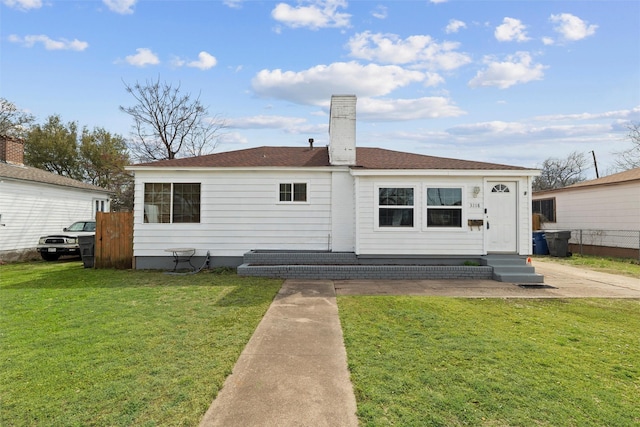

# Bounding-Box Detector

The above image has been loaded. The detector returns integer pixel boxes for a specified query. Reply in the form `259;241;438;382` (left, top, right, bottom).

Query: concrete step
481;256;528;267
492;266;536;274
238;264;494;280
493;272;545;283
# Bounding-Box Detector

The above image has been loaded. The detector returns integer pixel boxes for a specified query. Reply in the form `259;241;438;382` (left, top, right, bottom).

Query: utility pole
591;150;599;178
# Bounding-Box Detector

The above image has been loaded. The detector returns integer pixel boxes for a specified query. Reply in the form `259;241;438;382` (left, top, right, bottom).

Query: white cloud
347;31;471;71
271;0;350;30
468;52;546;89
445;19;466;34
448;121;613;144
187;51;217;70
103;0;136;14
534;106;640;122
448;121;527;135
251;61;426;105
228;115;326;137
358;97;466;121
550;13;597;42
371;5;387;20
2;0;42;10
542;37;554;46
423;72;445;87
218;132;249;145
229;115;308;129
495;17;530;42
171;57;186;68
8;34;88;51
124;48;160;67
223;0;243;9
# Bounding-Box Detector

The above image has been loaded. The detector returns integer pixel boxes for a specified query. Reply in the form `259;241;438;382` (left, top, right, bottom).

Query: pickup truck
36;220;96;261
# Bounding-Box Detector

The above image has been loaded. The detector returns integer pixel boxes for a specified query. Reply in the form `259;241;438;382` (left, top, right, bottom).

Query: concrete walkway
200;260;640;426
199;280;358;427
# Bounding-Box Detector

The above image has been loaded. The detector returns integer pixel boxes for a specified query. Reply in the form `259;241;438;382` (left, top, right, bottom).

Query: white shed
128;95;540;270
0;137;111;261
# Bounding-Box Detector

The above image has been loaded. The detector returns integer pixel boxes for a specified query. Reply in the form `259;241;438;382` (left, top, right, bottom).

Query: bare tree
120;77;225;162
0;98;34;138
613;122;640;171
533;151;588;191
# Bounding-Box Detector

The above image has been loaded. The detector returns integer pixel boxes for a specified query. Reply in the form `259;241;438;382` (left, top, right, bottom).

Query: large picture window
378;187;414;227
426;187;462;227
280;183;307;202
532;198;556;222
144;183;201;223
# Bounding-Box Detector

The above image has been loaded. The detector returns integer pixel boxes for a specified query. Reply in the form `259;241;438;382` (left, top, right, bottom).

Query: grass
339;297;640;427
0;261;282;426
533;254;640;279
4;257;639;426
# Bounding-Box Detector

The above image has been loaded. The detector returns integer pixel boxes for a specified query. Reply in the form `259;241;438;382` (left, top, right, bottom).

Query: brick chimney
0;136;24;165
328;94;356;166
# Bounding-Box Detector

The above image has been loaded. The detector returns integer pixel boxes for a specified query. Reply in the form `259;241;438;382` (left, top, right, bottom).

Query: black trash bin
78;235;95;268
532;231;549;255
545;230;571;257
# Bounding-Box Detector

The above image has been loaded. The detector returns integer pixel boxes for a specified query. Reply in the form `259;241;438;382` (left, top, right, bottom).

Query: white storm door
486;182;517;253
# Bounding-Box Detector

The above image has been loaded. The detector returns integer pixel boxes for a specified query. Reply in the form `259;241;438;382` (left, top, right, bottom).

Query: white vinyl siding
356;177;482;255
132;170;332;257
536;182;640;232
355;175;534;256
330;170;355;251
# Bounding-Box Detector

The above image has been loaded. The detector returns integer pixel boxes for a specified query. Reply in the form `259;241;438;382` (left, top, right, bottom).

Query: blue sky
1;0;639;177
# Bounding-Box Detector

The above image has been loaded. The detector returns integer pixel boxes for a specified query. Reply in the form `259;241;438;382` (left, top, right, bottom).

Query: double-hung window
378;187;414;227
426;187;462;228
280;183;307;202
144;183;201;223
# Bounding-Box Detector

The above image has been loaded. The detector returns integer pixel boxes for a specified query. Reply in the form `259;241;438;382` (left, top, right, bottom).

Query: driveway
334;259;640;298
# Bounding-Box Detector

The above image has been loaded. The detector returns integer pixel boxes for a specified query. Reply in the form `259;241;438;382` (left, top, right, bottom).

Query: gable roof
0;162;110;193
534;167;640;196
130;146;531;171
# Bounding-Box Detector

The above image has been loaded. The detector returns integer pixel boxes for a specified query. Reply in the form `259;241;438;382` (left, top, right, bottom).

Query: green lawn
339;297;640;427
4;259;640;426
0;261;282;426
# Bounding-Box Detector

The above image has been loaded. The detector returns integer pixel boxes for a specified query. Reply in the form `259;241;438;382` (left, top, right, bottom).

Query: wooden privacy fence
95;211;133;269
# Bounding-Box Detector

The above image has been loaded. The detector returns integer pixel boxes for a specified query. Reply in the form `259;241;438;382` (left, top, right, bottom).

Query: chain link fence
567;229;640;261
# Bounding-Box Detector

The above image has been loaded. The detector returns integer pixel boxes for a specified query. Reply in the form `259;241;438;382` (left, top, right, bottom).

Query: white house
0;136;111;262
128;95;540;275
533;168;640;259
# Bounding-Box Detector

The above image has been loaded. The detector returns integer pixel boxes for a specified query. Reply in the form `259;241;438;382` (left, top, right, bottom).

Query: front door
486;182;517;253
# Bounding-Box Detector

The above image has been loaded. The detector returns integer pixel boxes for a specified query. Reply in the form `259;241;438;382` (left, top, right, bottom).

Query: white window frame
374;184;418;231
423;185;466;231
277;181;310;204
143;182;201;224
93;198;108;217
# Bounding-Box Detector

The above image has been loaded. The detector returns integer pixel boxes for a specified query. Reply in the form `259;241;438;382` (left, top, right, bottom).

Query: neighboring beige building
533;168;640;258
